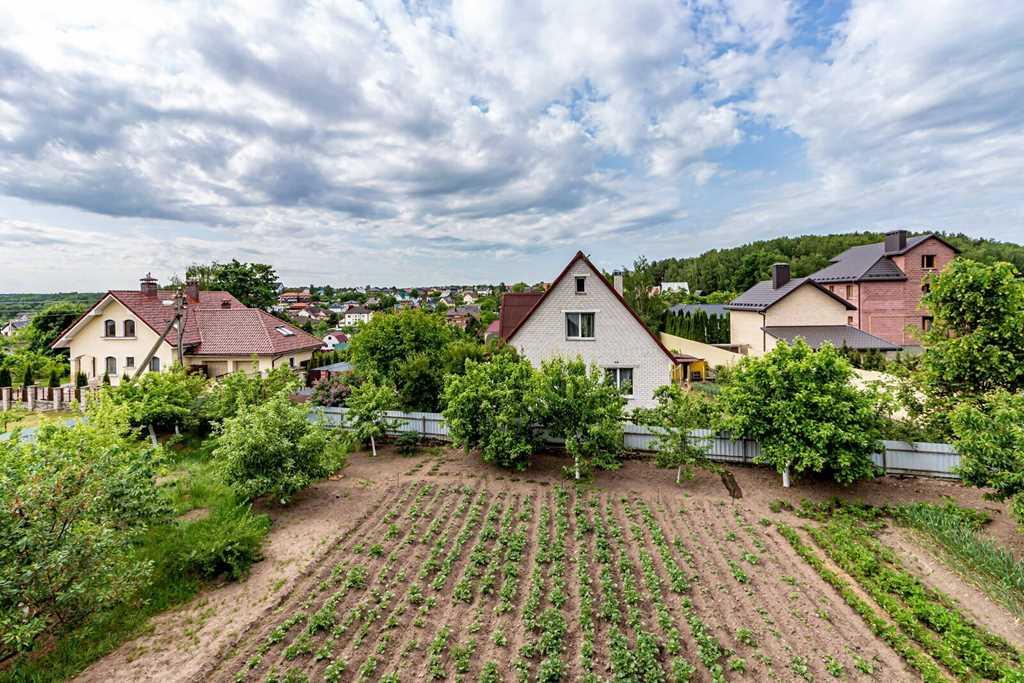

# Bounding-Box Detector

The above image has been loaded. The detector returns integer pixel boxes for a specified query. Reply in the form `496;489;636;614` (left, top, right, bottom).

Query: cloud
0;0;1020;290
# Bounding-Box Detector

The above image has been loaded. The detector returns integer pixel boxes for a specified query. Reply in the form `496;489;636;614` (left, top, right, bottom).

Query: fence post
26;386;35;411
422;414;427;437
53;387;62;411
1;387;8;411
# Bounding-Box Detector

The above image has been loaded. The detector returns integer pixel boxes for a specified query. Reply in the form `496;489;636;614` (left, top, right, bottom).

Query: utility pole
134;289;186;380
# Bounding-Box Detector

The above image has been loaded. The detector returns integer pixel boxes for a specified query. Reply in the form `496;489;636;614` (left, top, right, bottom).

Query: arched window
149;357;160;372
104;319;116;337
124;319;136;336
105;356;117;375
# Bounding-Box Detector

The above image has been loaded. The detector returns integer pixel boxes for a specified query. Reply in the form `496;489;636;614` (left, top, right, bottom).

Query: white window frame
605;366;634;397
564;311;596;340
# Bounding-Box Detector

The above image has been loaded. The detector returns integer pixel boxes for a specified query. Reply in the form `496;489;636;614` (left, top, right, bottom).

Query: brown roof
52;288;321;356
763;325;901;351
500;251;680;364
498;292;543;339
726;277;857;312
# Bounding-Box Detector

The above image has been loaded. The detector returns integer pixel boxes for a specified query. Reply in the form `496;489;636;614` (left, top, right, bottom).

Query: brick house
498;251;681;407
809;230;958;347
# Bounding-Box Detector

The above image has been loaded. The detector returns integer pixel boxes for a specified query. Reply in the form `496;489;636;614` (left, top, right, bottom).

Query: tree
199;365;299;424
309;375;353;407
109;365;207;444
919;259;1024;398
215;393;347;504
716;340;884;486
185;260;280;310
442;354;540;471
633;385;714;484
345;381;399;457
48;368;60;387
0;366;10;387
24;301;85;353
0;406;27;431
950;390;1024;529
623;256;667;332
396;352;444;412
532;357;626;480
21;365;32;387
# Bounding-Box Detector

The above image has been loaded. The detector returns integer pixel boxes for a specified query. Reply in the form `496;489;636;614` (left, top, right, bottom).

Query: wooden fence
315;407;960;480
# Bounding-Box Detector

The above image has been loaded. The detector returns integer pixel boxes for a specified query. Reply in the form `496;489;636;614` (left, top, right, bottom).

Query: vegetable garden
204;478;974;682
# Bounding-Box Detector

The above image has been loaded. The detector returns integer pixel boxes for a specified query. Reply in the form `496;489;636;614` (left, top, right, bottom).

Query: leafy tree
21;365;32;387
309;375;353;408
345;380;399;457
0;406;27;431
199;365;299;424
623;256;667;332
532;357;626;480
951;390;1024;529
442;354;540;471
24;301;85;353
215;393;347;504
633;385;714;484
716;340;884;486
109;365;207;443
919;259;1024;398
185;260;280;310
0;406;168;655
396;352;444;412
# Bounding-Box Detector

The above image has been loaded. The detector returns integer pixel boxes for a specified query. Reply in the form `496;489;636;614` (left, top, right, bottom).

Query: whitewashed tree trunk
148;424;158;447
676;465;682;484
370;434;377;457
174;423;180;435
574;454;580;480
782;463;791;488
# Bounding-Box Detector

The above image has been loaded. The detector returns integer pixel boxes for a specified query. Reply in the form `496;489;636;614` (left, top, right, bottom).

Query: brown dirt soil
75;445;1023;682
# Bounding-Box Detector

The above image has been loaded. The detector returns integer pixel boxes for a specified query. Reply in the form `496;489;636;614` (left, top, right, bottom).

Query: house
297;304;330;321
659;332;745;381
321;330;349;351
341;305;374;327
1;313;31;337
809;230;958;346
462;292;477;304
650;281;690;296
484;319;500;342
499;251;682;407
52;275;322;384
727;264;899;356
445;305;481;330
279;288;312;305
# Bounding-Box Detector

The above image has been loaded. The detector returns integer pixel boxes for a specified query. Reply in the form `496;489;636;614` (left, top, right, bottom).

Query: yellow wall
729;284;850;356
660;332;745;369
729;310;766;354
67;297;174;385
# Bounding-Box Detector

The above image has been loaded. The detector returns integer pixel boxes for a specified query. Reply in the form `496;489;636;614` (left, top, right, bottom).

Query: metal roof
762;325;901;351
809;234;950;283
726;277;856;312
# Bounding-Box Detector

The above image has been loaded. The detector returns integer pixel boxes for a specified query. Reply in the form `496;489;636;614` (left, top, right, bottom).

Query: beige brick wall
509;259;674;408
730;283;850;356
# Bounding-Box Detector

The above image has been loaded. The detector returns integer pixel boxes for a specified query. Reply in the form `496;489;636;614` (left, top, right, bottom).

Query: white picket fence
314;407;961;480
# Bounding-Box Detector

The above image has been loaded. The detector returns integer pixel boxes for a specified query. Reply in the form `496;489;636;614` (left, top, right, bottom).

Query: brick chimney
184;279;200;302
884;229;908;254
771;263;790;289
612;271;624;295
140;273;158;297
220;299;232;309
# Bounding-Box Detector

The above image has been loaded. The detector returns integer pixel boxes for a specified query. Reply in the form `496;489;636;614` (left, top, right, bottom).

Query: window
921;254;936;269
845;285;853;298
103;319;116;337
921;282;930;294
605;367;634;396
289;357;295;368
123;319;135;336
275;325;295;336
565;312;595;339
922;316;934;331
829;285;835;292
575;276;586;294
150;357;160;372
104;356;117;375
125;356;135;368
847;316;854;325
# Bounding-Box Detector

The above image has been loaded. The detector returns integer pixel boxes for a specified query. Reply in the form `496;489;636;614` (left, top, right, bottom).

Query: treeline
663;309;730;344
643;231;1024;296
0;292;99;320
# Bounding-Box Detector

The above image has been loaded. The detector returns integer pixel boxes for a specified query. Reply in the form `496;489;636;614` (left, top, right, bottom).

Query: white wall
509;259;674;407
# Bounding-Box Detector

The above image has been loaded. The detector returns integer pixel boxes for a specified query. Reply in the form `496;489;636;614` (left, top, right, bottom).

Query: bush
200;365;299;424
169;504;271;580
0;410;168;655
108;365;207;439
309;374;353;407
215;394;348;504
396;430;420;456
442;354;540;471
716;339;885;486
0;366;10;387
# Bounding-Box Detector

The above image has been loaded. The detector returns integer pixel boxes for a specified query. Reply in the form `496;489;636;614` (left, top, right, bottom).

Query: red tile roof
107;289;243;347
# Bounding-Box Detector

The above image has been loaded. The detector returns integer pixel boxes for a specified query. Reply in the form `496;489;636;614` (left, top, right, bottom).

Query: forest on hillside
0;292;100;320
644;231;1024;296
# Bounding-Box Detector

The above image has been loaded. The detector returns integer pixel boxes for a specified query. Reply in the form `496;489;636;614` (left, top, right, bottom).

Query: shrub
716;339;884;486
108;365;207;441
215;394;349;504
0;366;10;387
345;380;399;457
48;368;61;387
396;430;420;456
200;365;300;425
0;411;168;655
442;354;540;470
169;504;271;580
21;365;33;387
533;357;625;480
309;374;352;408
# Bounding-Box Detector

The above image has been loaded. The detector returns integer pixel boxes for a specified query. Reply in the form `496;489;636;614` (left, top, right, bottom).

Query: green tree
633;385;714;484
345;380;399;457
532;357;626;480
215;393;347;504
0;406;27;431
109;365;207;443
0;366;11;387
24;301;85;352
920;259;1024;398
48;368;60;387
623;256;667;332
441;354;540;471
716;340;884;486
185;260;280;310
395;352;444;412
21;365;32;387
200;365;300;424
951;390;1024;529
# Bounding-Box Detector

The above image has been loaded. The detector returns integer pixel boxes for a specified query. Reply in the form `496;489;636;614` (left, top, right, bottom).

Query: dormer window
575;276;586;294
104;319;116;337
123;320;135;337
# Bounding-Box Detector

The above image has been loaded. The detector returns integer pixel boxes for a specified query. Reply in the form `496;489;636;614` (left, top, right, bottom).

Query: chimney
184;279;200;302
884;229;908;254
771;263;791;289
612;271;624;295
140;273;158;297
221;299;232;309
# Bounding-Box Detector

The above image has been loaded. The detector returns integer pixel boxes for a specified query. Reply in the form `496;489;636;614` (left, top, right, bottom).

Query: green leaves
345;380;399;455
716;339;884;485
633;384;713;483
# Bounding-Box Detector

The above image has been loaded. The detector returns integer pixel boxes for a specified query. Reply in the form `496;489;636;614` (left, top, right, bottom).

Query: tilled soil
76;446;1022;682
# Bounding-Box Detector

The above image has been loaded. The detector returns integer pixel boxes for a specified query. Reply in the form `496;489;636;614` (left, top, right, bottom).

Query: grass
0;434;270;683
893;500;1024;620
3;409;77;432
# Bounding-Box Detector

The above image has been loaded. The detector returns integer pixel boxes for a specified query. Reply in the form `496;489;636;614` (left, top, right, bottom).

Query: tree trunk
174;423;180;435
370;434;377;457
575;454;580;481
676;465;682;484
782;463;791;488
148;424;158;447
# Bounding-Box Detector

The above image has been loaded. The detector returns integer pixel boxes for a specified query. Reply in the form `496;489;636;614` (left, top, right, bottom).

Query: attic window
275;326;296;337
575;276;586;294
921;254;936;269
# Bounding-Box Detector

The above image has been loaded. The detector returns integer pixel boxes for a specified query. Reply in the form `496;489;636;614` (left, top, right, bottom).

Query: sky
1;0;1022;291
